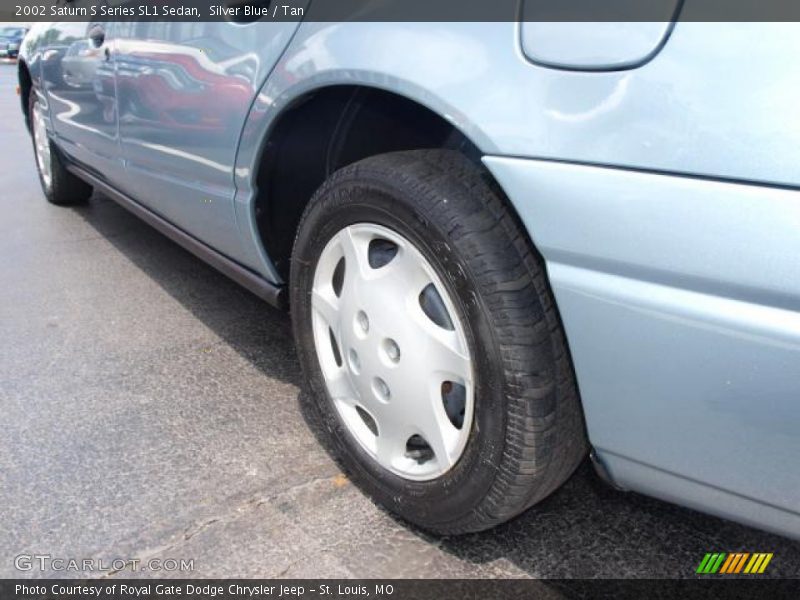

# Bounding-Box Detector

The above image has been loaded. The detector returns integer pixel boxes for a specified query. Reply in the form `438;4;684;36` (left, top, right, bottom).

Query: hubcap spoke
326;369;357;404
419;409;459;470
425;328;472;383
374;416;408;465
311;288;339;330
338;227;371;282
390;248;433;296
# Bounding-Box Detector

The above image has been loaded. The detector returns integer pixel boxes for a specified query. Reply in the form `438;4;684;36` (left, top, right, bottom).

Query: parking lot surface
1;65;799;579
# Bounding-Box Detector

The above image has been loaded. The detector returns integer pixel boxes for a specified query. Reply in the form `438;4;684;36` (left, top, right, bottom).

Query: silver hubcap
32;100;52;189
312;223;474;481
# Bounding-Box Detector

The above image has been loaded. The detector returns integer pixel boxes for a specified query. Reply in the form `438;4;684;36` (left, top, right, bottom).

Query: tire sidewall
291;175;508;527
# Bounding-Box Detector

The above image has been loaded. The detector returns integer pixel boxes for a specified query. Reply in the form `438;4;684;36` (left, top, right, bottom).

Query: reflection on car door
114;19;303;265
39;12;121;185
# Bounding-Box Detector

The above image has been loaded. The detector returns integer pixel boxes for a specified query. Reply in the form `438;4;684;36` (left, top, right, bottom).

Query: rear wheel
291;150;587;534
29;90;92;206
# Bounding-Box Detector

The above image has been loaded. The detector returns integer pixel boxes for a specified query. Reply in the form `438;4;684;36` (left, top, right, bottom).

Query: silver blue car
18;14;800;538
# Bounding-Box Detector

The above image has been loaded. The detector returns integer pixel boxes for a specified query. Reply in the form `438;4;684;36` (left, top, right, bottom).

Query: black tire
290;149;587;534
28;90;92;206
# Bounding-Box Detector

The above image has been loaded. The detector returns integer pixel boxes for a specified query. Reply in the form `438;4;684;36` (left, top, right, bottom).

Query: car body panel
317;21;799;184
22;17;305;266
32;20;123;187
599;451;800;539
113;20;304;263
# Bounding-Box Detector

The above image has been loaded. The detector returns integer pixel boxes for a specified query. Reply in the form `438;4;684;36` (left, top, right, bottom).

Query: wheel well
18;60;32;132
254;86;482;280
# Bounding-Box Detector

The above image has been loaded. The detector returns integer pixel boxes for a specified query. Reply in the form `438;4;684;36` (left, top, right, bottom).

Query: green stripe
705;553;720;573
696;554;713;574
697;553;727;574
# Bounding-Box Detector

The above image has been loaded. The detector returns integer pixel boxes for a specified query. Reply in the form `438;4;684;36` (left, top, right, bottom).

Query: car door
113;18;304;264
39;8;122;186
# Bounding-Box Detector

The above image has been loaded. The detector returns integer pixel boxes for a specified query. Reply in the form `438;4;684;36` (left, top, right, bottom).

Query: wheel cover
311;223;475;481
32;101;52;189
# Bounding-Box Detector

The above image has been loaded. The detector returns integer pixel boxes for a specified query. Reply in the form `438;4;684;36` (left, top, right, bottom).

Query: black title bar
6;0;800;23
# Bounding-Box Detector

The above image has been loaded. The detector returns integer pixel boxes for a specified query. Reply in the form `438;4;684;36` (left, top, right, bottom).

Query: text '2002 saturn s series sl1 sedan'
17;11;800;538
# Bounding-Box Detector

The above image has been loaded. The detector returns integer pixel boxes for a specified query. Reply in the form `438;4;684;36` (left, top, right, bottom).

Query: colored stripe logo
696;552;773;574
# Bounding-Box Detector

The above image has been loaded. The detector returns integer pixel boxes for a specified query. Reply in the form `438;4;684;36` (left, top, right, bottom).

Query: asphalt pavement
1;65;799;580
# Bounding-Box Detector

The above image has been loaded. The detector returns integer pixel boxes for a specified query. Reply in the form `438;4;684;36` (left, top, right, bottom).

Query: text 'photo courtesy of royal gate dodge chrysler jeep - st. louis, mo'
16;11;800;539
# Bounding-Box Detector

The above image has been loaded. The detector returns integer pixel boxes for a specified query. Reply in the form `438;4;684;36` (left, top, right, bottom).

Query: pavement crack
182;517;221;542
104;474;341;578
271;559;302;579
243;475;336;512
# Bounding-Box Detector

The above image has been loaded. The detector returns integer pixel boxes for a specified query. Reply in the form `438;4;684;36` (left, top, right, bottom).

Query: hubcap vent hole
332;257;345;297
368;238;399;269
405;435;434;463
442;381;466;429
356;406;378;436
419;283;454;330
328;328;342;367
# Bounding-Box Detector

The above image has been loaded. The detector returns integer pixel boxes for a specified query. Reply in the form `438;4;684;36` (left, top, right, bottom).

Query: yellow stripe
719;554;736;574
758;553;774;574
743;554;759;573
733;553;749;574
749;554;767;574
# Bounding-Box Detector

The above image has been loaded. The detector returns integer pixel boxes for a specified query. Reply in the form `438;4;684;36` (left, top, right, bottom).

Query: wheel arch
18;59;33;133
243;83;509;282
